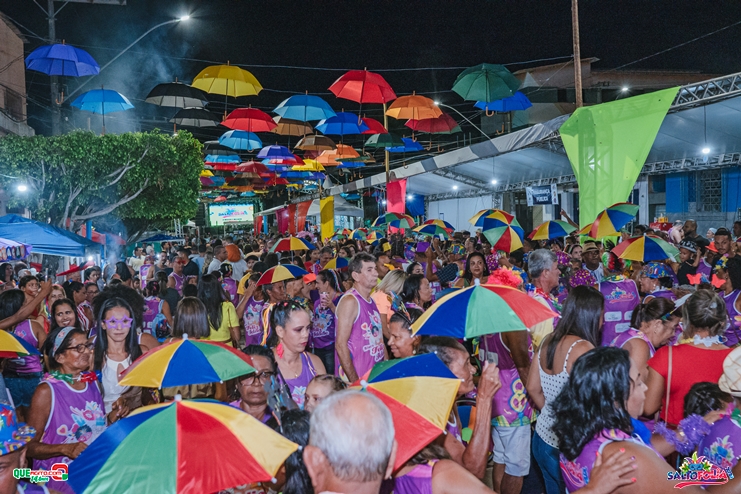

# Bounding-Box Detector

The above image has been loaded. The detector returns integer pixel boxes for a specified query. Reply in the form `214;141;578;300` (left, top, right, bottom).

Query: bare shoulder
307;352;326;374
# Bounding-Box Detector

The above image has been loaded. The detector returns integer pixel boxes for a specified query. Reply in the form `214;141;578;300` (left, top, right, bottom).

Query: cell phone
478;348;498;366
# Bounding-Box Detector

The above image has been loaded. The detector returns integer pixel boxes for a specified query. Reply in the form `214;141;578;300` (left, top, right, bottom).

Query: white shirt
207;258;222;274
584;263;605;283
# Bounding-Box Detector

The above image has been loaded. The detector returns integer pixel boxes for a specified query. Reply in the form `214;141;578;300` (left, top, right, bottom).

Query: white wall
426;196;495;231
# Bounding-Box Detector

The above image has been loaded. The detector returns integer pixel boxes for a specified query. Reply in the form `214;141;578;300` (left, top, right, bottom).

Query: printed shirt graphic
699;411;741;475
336;289;384;379
243;297;265;346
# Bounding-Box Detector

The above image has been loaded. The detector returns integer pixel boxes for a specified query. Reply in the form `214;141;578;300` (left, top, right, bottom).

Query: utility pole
572;0;584;108
47;0;60;135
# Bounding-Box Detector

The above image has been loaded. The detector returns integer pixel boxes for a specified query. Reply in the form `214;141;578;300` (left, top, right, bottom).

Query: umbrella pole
383;102;390;187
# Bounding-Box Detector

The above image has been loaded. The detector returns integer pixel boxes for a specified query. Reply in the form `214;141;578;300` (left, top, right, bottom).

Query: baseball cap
303;273;316;284
678;240;697;253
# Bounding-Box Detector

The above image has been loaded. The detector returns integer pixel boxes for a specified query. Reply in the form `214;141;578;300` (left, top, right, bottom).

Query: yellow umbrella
199;169;214;177
191;63;262;97
293;159;325;172
385;92;443;120
0;331;33;358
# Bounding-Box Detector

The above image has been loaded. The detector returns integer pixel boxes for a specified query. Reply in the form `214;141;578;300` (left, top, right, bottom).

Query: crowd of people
2;217;741;493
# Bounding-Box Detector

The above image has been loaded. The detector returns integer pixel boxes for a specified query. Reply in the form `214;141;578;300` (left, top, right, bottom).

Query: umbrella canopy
205;154;241;163
413;224;450;239
361;117;388;134
257;145;294;160
119;336;256;388
406;113;461;134
269;237;316;253
529;220;577;240
256;265;308;286
364;133;404;148
588;202;640;239
611;235;680;262
203;141;237;156
386;93;442;120
218;130;262;151
0;238;31;261
293;159;325;172
469;209;513;227
145;82;208;108
350;229;367;240
483;226;523;253
366;231;385;244
373;213;416;229
357;354;460;470
0;331;37;359
68;399;297;494
191;64;262;97
274;94;336;121
387;137;424;153
329;69;397;104
316;144;360;166
423;219;455;230
169;108;219;127
474;92;532;112
271;116;313;136
452;63;520;102
25;43;99;77
324;257;350;270
412;284;557;339
70;89;133;115
295;135;336;151
479;211;524;238
223;108;277;133
236;161;273;178
316;112;370;135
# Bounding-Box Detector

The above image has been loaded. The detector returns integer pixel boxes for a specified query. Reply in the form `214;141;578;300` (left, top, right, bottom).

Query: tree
0;130;202;233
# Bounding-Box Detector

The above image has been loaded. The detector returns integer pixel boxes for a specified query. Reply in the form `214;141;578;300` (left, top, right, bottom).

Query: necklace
679;334;724;347
49;370;98;384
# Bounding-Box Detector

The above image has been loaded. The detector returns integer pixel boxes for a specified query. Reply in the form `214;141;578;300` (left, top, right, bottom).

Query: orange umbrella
385;92;442;121
316;144;360;166
271;116;313;136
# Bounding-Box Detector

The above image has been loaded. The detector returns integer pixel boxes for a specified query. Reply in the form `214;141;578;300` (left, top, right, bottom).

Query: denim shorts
4;372;43;408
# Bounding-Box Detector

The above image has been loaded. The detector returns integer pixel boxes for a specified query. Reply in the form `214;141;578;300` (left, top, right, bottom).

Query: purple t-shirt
723;289;741;347
243;297;265;347
335;288;385;380
5;320;42;374
599;277;640;346
311;296;340;349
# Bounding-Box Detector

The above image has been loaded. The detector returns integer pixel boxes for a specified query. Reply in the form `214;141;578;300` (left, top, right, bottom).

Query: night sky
5;0;741;141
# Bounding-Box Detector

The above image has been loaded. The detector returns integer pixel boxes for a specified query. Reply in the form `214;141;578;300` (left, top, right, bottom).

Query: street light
491;179;498;185
17;184;28;192
434;101;491;140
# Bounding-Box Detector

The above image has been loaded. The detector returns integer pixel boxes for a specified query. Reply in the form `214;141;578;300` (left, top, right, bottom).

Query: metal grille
697;170;722;212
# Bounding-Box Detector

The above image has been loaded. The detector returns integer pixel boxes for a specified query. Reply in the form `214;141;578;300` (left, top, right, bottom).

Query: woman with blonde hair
372;269;406;339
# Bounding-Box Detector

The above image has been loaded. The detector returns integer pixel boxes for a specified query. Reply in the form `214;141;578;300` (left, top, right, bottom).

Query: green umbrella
452;64;521;103
365;133;405;148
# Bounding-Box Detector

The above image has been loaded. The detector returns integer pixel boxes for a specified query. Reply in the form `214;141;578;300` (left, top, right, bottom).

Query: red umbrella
236;161;273;177
329;70;396;104
361;117;388;134
406;113;461;134
208;162;238;172
222;107;277;133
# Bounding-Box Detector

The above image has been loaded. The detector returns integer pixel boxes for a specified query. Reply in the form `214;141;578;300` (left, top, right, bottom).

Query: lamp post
433;101;491;140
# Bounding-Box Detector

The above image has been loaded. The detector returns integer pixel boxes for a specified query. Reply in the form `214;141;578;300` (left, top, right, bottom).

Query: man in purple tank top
335;253;386;382
599;253;640;346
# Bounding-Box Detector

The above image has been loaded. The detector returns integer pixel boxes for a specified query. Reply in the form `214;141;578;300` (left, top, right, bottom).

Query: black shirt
182;260;200;278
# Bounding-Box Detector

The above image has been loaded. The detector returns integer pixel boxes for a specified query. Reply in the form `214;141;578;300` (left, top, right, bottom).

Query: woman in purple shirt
311;269;343;374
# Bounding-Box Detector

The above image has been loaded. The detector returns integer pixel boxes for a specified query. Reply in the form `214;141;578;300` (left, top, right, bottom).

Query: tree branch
71;178;150;222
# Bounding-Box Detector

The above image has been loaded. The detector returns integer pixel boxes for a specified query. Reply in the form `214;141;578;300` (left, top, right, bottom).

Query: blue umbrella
474;92;532;112
219;130;262;151
25;43;100;77
337;161;365;169
387;137;424;153
316;112;369;135
257;145;294;160
204;154;241;163
70;88;134;134
274;95;336;122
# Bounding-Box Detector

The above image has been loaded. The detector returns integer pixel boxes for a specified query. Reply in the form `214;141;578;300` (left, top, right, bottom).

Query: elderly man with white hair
527;249;561;348
303;390;397;494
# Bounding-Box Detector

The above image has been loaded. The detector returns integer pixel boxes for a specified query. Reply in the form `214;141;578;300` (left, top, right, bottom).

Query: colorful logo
668;453;732;488
13;463;68;484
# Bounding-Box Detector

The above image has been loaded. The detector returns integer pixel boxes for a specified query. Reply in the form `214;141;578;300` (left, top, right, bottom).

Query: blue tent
141;233;184;243
0;215;101;257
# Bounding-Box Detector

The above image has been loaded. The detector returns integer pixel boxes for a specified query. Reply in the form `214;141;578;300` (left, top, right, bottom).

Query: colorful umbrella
145;82;208;108
349;229;367;240
329;69;397;104
269;116;313;136
324;257;350;270
611;235;680;262
68;398;297;494
70;88;133;115
316;112;370;135
366;231;384;244
218;130;262;151
25;43;99;77
191;64;262;97
364;133;405;148
483;226;523;253
256;145;294;160
269;237;316;253
423;219;455;230
361;117;388;134
118;335;256;388
358;354;461;470
0;238;31;261
0;331;37;358
588;202;640;239
256;265;308;286
205;154;241;164
412;284;557;339
474;92;532;113
480;212;524;240
169;108;219;127
316;144;360;166
274;94;336;122
295;135;336;151
385;93;443;121
387;137;424;153
223;108;277;133
373;213;416;229
293;159;325;172
406;113;461;134
469;209;513;227
452;63;520;102
529;220;577;240
413;224;450;239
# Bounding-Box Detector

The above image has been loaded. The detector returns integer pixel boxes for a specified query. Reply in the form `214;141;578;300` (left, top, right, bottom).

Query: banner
559;86;678;227
526;184;558;206
297;201;311;233
387;179;407;214
277;208;289;233
320;196;334;241
254;216;263;235
287;204;297;234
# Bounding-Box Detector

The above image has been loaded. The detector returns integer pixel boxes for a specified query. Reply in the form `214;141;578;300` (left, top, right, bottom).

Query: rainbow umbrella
119;335;256;388
413;224;450;239
483;225;523;253
357;354;461;470
373;213;416;229
350;229;367;240
269;237;317;253
423;219;454;230
0;331;37;358
324;257;350;270
412;284;557;339
479;211;524;239
366;231;384;244
588;202;639;239
256;265;308;286
68;398;297;494
611;234;680;262
469;209;512;227
529;220;576;240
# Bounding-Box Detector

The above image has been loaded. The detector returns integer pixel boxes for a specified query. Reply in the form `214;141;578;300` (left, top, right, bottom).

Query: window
697;169;721;212
4;89;23;120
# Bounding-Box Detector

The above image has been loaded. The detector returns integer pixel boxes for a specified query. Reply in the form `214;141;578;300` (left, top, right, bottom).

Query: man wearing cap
599;252;640;345
581;241;604;283
0;403;48;494
640;262;677;303
676;240;701;285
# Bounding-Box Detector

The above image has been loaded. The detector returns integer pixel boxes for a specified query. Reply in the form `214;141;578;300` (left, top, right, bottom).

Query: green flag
560;87;679;227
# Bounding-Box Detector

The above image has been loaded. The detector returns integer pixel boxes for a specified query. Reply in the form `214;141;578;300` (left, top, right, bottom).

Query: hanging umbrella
222;108;277;133
0;331;37;358
452;63;521;102
293;159;325;172
204;154;241;164
271;116;314;136
529;220;576;240
316;112;370;135
411;284;557;339
119;335;256;388
269;237;317;253
191;64;262;97
356;354;460;470
483;225;523;253
145;82;208;108
68;398;297;494
413;224;450;239
385;92;442;120
474;92;532;112
0;238;31;261
169;108;219;127
588;202;640;239
70;88;133;114
256;265;308;286
611;235;680;262
329;69;397;104
361;117;388;134
274;94;336;122
364;133;404;148
387;137;424;153
25;43;99;77
256;145;294;160
203;141;238;156
218;130;262;151
406;113;461;134
423;219;455;230
316;144;360;166
324;257;350;270
236;161;273;179
295;135;336;151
